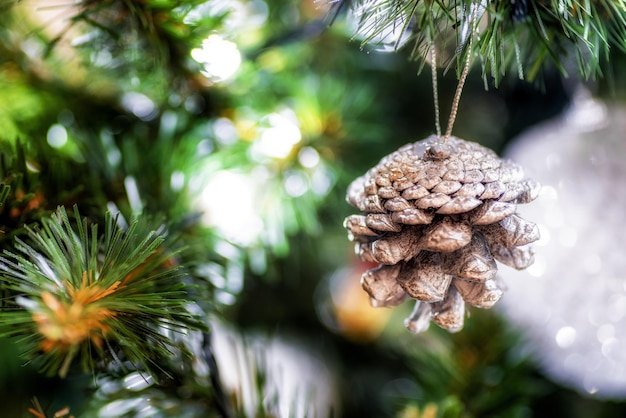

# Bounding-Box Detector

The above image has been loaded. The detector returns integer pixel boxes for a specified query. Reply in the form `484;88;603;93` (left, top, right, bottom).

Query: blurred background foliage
0;0;624;417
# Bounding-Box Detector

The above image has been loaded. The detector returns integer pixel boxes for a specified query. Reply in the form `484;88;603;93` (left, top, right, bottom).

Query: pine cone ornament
344;135;540;333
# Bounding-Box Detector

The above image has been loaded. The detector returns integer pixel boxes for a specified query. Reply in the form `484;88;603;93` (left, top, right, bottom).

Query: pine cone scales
344;135;540;333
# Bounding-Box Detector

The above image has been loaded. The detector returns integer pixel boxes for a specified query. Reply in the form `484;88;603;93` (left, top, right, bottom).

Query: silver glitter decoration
499;91;626;398
345;135;540;333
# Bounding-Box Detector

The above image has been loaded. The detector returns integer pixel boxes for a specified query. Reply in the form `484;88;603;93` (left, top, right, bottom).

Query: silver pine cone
344;135;540;333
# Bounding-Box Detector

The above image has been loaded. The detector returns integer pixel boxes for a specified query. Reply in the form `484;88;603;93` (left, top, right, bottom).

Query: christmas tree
0;0;625;417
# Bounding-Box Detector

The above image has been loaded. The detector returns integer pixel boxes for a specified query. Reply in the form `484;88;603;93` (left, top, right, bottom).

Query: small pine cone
344;135;540;333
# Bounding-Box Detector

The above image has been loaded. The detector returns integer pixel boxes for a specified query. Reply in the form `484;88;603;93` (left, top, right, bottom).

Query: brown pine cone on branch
344;135;540;333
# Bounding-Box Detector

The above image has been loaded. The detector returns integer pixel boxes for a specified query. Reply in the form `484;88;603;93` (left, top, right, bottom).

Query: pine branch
0;142;52;245
2;0;226;106
338;0;626;83
27;398;73;418
0;206;205;378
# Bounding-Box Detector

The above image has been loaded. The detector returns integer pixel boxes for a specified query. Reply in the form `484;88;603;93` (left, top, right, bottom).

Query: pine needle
341;0;626;83
0;206;205;379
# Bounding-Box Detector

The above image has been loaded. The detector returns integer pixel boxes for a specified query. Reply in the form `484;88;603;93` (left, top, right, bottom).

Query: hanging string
431;46;442;138
442;4;478;142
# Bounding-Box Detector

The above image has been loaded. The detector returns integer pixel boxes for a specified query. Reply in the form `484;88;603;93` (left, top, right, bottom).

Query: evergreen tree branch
337;0;626;83
0;206;205;379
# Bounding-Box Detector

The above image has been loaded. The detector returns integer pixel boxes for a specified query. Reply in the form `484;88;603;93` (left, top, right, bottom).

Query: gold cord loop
432;3;478;143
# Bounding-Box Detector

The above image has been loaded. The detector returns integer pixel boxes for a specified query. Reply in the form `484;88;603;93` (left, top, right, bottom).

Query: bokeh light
500;91;626;399
191;34;242;82
252;110;302;160
197;170;263;246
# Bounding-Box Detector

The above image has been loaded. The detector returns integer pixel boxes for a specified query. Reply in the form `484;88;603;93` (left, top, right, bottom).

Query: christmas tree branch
3;0;224;105
0;206;205;378
338;0;626;83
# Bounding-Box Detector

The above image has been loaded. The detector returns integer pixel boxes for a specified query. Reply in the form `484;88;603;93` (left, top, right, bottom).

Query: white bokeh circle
499;91;626;398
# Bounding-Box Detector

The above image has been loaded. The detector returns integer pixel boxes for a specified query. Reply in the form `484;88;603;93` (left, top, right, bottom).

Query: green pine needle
0;205;205;379
342;0;626;83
